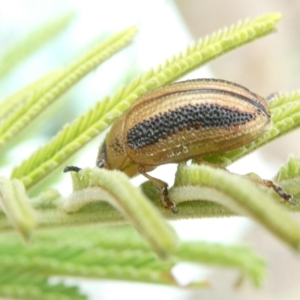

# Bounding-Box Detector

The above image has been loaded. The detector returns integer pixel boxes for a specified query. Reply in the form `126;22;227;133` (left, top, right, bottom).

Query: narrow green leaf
0;184;231;230
0;13;75;80
0;227;177;287
11;13;282;189
171;164;300;251
0;177;36;239
0;226;264;288
64;168;178;258
274;156;300;199
0;26;137;152
0;69;62;122
0;268;86;300
175;242;266;287
275;156;300;182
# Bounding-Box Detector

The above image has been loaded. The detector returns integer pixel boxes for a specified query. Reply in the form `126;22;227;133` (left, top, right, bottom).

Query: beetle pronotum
65;78;291;213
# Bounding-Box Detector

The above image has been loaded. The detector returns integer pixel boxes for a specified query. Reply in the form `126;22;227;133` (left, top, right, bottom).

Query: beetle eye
96;142;107;168
97;159;105;168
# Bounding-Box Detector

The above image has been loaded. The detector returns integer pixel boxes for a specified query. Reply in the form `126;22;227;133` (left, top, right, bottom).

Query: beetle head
96;138;138;177
96;115;138;176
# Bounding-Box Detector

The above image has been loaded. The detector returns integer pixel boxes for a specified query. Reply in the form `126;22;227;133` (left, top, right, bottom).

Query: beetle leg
138;165;178;214
247;175;295;204
194;158;294;204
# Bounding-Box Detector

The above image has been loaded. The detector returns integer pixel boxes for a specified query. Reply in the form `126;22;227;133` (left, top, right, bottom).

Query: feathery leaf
171;164;300;251
175;242;265;287
0;226;265;288
0;27;137;152
274;156;300;199
0;177;36;239
0;69;62;122
0;268;86;300
0;13;75;80
63;168;178;258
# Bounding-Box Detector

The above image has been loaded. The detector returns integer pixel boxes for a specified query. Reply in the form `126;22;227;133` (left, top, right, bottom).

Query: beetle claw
161;187;178;214
267;181;296;205
248;174;296;205
137;165;178;213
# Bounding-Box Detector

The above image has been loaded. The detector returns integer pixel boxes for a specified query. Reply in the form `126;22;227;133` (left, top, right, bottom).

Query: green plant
0;12;300;299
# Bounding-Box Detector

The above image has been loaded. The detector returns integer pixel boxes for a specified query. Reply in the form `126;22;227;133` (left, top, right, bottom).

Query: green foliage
0;13;75;80
172;164;300;250
275;156;300;201
64;168;178;258
0;177;36;239
0;26;137;157
0;268;85;300
0;226;265;291
0;11;300;299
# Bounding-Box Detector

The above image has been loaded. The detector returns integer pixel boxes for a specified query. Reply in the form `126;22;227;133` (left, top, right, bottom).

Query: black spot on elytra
127;104;256;149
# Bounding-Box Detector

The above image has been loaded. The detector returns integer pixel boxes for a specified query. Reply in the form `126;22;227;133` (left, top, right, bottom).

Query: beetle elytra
96;78;274;212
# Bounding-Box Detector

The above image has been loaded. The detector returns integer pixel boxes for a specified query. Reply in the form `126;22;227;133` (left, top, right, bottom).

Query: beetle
65;78;290;213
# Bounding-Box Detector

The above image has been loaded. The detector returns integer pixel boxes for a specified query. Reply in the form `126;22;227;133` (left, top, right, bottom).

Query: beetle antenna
63;166;82;173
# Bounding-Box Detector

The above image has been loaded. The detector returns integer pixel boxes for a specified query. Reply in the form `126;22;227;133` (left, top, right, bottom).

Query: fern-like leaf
0;226;266;288
0;13;74;81
274;156;300;199
0;27;137;152
175;242;265;287
0;69;62;122
0;268;86;300
170;164;300;251
63;168;178;257
0;177;36;239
